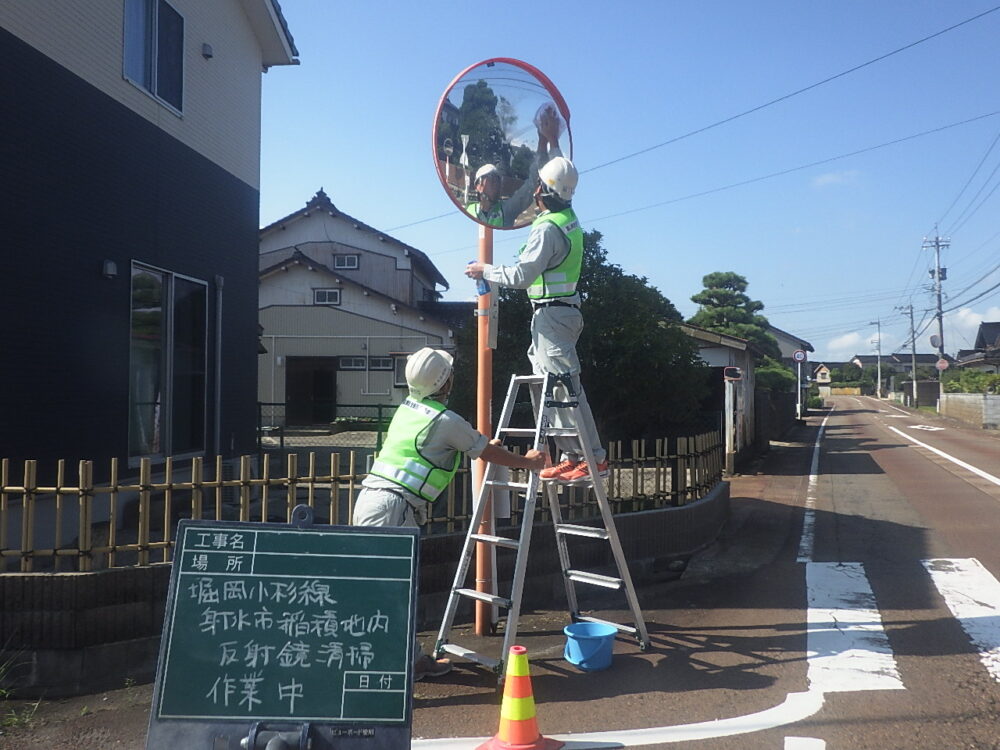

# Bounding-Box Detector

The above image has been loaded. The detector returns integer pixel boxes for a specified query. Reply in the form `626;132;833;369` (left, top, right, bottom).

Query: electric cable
581;5;1000;174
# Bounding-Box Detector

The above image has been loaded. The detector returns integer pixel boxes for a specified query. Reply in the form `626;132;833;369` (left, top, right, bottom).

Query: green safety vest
368;397;462;502
524;208;583;300
467;201;504;228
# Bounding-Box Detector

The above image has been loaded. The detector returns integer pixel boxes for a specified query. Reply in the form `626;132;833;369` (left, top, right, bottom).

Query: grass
0;649;41;730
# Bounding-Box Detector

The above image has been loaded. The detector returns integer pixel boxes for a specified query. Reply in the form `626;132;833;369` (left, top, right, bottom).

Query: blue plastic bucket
563;622;617;671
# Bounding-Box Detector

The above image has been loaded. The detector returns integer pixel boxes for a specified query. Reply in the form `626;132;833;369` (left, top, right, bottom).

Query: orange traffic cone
477;645;564;750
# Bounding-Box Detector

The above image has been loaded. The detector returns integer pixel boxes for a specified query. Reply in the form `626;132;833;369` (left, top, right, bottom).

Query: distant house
1;1;297;470
766;325;814;368
956;322;1000;374
679;323;757;474
258;190;467;425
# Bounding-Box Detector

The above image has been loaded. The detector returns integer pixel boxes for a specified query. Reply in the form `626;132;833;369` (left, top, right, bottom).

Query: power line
936;126;1000;228
587;110;1000;225
581;5;1000;174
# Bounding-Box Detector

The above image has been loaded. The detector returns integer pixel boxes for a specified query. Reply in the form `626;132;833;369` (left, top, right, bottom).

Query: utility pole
923;231;950;396
895;304;919;408
868;318;882;398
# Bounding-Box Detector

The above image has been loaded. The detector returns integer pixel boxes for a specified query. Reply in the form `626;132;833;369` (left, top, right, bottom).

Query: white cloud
811;170;860;188
824;331;864;362
945;305;1000;351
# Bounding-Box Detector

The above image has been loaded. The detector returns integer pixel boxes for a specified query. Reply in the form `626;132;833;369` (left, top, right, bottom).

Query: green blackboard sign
147;515;418;748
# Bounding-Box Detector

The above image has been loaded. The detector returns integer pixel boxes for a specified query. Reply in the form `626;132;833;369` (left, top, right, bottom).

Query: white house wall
1;0;265;188
258;304;452;407
260;213;439;305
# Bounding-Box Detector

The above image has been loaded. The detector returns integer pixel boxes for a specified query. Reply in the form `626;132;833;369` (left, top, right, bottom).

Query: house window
129;264;207;460
394;356;407;388
339;357;366;370
369;357;393;370
123;0;184;111
333;255;359;270
314;289;341;305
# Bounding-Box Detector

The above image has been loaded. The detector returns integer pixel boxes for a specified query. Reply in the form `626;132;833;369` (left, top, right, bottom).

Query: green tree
688;271;781;361
457;80;508;175
451;231;711;440
755;356;797;392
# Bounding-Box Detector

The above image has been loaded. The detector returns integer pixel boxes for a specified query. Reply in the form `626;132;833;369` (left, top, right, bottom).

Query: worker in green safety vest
353;347;546;680
465;156;607;483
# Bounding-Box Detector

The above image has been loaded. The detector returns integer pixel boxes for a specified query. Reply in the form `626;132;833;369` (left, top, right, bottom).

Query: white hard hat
405;347;454;401
475;164;500;182
538;156;578;201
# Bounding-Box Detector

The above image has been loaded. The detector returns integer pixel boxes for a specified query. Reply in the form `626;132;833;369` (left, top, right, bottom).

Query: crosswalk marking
806;562;904;693
923;558;1000;683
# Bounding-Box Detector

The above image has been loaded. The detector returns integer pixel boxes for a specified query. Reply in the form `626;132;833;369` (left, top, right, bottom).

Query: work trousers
528;305;606;464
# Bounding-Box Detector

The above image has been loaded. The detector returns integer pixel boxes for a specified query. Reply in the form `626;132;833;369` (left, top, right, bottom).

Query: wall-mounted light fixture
202;43;214;59
102;259;118;278
276;355;285;366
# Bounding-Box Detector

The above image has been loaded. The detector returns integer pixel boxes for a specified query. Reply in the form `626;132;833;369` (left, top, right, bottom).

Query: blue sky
260;1;1000;364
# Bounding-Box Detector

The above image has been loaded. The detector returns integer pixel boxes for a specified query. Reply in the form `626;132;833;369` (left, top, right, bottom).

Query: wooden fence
0;432;721;573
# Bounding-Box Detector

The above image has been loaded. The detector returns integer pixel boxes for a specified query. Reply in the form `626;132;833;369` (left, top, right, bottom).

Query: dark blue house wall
1;26;259;476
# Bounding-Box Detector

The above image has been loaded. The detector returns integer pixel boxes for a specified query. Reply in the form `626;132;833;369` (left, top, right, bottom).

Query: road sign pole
475;223;494;636
797;360;802;420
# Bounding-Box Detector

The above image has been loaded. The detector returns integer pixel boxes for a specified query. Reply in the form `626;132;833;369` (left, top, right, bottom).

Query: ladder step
544;428;579;437
510;375;545;383
455;588;512;608
555;523;609;540
499;427;536;437
469;533;520;550
485;479;530;491
438;643;500;670
576;614;637;636
566;570;623;589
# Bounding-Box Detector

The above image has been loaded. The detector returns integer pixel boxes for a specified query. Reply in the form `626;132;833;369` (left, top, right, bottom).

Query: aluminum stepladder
433;372;649;680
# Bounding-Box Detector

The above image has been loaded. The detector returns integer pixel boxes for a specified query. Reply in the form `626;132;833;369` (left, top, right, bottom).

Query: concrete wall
939;393;1000;430
0;482;729;698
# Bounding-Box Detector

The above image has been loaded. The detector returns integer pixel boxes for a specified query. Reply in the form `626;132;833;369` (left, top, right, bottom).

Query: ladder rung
576;614;637;635
544;428;579;437
485;479;530;491
555;523;609;540
566;570;623;589
469;533;520;550
455;588;512;608
512;375;545;385
439;643;500;670
499;427;536;437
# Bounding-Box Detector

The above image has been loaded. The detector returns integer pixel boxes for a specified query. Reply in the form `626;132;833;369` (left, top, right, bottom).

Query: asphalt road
411;396;1000;749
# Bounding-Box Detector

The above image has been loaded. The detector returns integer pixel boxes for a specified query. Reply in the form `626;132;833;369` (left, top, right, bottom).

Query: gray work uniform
353;402;488;664
480;217;606;465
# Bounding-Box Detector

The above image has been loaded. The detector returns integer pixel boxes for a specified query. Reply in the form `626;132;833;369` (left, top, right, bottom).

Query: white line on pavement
412;691;826;749
785;738;826;749
923;558;1000;683
887;426;1000;487
806;562;905;693
797;408;833;563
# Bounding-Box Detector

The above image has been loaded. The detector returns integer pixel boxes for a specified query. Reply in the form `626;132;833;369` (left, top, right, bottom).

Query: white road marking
785;738;826;749
797;409;833;563
923;558;1000;683
887;426;1000;487
910;424;945;431
412;691;826;749
806;562;904;693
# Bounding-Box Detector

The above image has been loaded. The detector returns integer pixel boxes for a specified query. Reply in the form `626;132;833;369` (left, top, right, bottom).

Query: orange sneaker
540;459;579;480
561;460;609;481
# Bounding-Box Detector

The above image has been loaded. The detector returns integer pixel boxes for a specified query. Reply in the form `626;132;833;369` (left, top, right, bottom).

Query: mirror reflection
434;60;572;229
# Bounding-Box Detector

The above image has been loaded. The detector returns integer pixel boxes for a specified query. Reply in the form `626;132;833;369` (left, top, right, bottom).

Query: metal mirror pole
474;223;494;636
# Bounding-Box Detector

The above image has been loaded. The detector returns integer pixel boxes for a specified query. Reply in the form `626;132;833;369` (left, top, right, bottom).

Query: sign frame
146;512;419;750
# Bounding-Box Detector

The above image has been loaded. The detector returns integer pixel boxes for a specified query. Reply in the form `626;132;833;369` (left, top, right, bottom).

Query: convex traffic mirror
433;58;572;230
